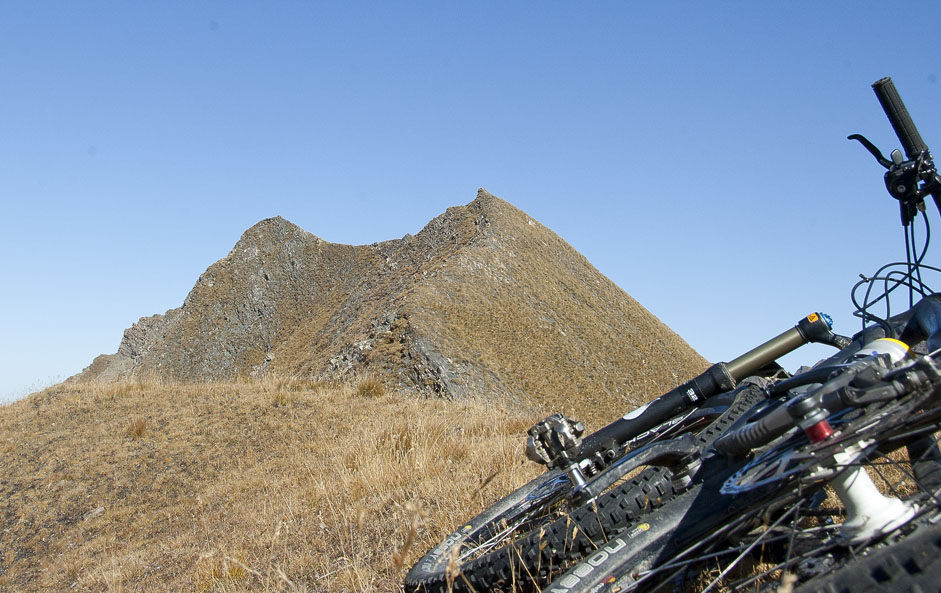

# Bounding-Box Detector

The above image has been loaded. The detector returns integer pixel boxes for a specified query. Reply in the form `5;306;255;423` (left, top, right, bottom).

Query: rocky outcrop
75;189;707;421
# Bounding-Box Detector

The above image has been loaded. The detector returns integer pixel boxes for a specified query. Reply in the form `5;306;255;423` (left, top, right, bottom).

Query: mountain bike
527;77;941;593
400;83;941;593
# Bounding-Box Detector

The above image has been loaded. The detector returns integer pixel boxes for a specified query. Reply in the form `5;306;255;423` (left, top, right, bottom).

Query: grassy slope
0;379;545;592
409;195;707;426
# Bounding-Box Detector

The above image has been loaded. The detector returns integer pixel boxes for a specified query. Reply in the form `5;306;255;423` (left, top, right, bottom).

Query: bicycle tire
792;516;941;593
404;380;770;593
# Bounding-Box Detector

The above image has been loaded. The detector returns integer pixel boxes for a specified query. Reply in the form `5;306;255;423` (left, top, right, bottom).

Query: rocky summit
76;189;706;422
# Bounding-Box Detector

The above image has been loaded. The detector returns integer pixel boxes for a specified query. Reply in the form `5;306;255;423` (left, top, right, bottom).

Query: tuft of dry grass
0;377;544;592
355;376;386;398
125;417;147;439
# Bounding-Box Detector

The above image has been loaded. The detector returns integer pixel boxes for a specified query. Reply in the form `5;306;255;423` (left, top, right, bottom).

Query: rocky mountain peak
75;190;705;423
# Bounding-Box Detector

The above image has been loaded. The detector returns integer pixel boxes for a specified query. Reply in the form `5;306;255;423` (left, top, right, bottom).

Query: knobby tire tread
405;467;678;593
793;519;941;593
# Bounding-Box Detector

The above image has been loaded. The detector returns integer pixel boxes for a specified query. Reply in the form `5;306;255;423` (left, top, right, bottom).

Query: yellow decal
878;338;910;350
627;522;652;538
807;313;819;323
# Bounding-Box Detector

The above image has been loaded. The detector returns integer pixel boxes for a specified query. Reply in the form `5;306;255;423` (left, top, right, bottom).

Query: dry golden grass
0;378;545;592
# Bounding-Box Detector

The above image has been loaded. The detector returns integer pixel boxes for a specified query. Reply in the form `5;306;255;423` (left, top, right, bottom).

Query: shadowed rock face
77;189;706;422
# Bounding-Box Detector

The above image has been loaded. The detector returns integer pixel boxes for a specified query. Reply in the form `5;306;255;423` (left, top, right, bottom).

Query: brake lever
850;133;925;225
849;133;893;169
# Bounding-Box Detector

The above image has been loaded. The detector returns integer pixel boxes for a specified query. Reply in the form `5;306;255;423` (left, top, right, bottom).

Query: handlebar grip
873;77;929;159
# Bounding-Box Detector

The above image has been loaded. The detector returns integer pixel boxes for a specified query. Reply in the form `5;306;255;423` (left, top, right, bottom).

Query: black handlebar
872;77;929;159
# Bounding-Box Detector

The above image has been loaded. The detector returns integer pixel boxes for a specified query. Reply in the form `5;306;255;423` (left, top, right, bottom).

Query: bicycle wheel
721;430;941;593
404;380;770;593
693;389;941;593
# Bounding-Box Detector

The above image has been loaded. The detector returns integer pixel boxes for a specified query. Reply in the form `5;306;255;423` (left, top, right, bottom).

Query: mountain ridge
76;189;706;422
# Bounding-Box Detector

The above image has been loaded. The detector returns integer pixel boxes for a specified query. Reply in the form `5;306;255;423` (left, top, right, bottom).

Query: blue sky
2;2;940;402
